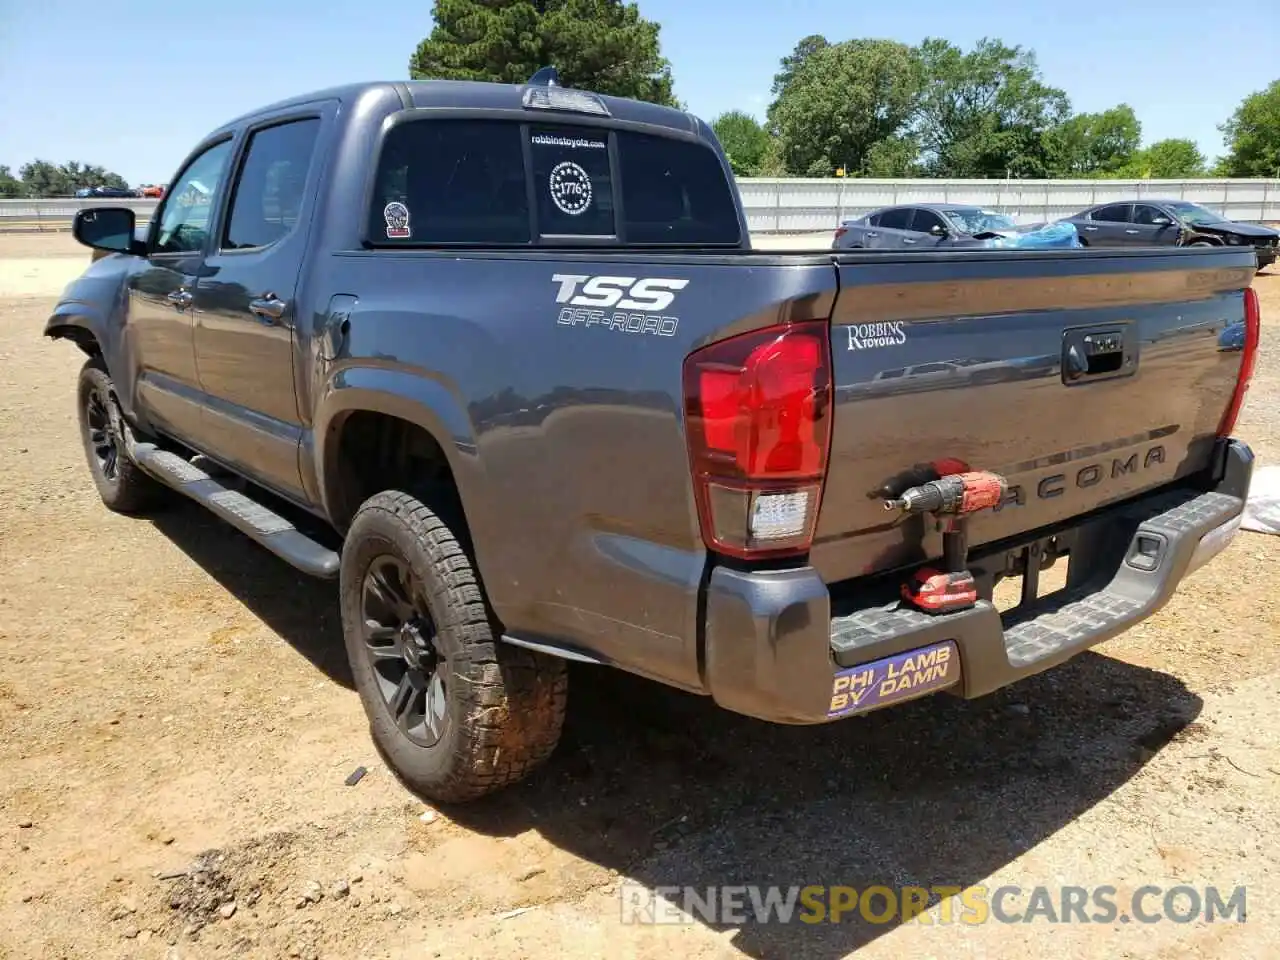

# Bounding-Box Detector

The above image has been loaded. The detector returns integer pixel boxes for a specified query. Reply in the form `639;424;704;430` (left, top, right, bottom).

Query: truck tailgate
813;248;1257;585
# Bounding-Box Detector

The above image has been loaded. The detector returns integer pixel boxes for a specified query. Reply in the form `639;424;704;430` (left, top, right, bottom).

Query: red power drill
883;470;1010;614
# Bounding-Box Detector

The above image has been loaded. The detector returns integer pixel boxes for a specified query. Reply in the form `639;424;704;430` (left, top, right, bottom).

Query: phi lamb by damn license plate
827;640;960;719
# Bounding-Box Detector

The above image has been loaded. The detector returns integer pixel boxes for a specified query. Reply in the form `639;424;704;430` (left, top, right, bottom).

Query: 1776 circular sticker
548;161;593;216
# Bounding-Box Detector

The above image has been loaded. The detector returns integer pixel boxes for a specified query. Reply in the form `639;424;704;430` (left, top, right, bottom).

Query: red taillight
1218;286;1261;437
682;320;832;559
834;227;848;241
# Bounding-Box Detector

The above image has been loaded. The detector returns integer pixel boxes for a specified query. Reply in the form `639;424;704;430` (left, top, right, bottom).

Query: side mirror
73;207;142;256
930;224;948;237
1151;216;1172;226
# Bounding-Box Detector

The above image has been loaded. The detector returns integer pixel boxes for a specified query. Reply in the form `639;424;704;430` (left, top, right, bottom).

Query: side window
1092;204;1131;223
369;120;530;244
1132;205;1168;226
616;131;740;244
878;208;912;230
223;118;321;250
153;140;234;255
911;209;946;233
866;212;881;227
528;126;615;237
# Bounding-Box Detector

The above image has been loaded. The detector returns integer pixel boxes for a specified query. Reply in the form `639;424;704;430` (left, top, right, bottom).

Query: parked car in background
1059;200;1277;269
73;185;137;199
138;184;166;198
833;204;1036;250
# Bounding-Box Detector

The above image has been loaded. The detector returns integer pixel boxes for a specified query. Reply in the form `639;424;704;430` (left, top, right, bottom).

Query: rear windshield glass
617;130;741;244
367;118;740;246
369;119;530;244
528;125;615;237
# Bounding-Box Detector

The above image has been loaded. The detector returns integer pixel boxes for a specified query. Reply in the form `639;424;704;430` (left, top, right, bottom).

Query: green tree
752;135;790;177
1118;138;1206;179
15;160;129;197
18;160;66;197
767;38;921;177
409;0;677;106
863;136;921;177
0;165;21;198
770;34;829;98
914;37;1070;178
1049;104;1141;176
1218;78;1280;177
711;110;770;176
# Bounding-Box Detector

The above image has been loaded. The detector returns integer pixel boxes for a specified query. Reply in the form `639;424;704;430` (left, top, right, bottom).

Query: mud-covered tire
75;356;167;514
339;490;567;803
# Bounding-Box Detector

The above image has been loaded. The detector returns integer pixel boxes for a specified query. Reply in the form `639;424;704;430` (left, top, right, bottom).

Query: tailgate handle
1063;328;1132;382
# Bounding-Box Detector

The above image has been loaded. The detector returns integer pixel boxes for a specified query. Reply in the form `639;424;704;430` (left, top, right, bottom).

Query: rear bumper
702;439;1253;724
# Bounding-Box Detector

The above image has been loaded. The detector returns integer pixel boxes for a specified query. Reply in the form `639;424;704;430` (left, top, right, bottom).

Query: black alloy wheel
361;554;450;747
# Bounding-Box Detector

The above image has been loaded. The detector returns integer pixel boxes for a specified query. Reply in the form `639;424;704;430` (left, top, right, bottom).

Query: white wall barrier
3;178;1278;233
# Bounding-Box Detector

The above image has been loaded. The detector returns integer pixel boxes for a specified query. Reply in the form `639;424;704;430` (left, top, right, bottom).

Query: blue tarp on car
981;221;1082;249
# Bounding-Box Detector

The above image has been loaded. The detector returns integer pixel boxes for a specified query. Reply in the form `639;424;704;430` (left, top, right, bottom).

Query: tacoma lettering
1001;444;1168;506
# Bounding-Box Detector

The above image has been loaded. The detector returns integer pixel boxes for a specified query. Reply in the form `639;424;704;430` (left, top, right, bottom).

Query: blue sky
1;0;1276;184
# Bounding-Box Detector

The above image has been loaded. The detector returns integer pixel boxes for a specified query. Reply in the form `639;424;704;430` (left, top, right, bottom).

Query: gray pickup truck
47;75;1260;803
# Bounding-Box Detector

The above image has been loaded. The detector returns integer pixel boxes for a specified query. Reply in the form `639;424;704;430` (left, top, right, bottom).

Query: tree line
7;2;1278;194
407;1;1280;182
0;160;131;199
715;35;1280;180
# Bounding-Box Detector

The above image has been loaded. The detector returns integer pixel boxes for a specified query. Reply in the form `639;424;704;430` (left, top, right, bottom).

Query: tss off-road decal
553;274;688;337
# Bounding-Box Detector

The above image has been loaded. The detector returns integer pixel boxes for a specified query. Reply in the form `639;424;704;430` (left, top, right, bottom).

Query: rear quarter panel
309;250;838;691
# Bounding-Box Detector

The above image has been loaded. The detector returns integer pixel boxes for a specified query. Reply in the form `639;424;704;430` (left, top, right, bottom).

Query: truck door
127;138;235;441
190;110;328;501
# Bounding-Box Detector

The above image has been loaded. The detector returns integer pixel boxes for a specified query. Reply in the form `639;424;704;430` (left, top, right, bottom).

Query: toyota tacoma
46;74;1261;802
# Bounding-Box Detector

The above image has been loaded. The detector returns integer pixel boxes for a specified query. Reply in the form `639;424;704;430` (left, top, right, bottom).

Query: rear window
528;126;615;237
369;120;531;244
368;117;740;246
617;131;741;244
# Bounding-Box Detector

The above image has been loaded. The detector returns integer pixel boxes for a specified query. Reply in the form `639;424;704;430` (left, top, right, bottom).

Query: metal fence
4;178;1279;234
736;178;1280;233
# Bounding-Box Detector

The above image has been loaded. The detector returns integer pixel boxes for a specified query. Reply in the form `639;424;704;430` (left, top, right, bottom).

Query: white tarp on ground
1242;463;1280;535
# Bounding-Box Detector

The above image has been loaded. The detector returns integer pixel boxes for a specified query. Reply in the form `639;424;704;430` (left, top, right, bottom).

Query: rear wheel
339;490;567;803
75;357;166;514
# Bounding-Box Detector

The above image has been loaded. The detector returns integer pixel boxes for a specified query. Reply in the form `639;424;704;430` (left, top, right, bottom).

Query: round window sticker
548;161;593;216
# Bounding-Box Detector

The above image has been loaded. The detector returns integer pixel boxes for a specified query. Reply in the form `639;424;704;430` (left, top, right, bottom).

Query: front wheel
339;490;567;803
75;357;166;514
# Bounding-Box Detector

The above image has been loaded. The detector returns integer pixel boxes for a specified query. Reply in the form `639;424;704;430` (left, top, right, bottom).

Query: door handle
1063;328;1131;383
902;238;917;244
166;289;193;309
1124;229;1140;234
865;231;878;237
1083;226;1098;231
248;295;287;322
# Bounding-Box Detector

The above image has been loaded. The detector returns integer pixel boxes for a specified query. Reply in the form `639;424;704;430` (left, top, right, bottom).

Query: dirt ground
1;232;1279;960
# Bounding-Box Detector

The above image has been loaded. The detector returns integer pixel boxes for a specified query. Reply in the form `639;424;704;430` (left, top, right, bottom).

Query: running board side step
127;437;340;579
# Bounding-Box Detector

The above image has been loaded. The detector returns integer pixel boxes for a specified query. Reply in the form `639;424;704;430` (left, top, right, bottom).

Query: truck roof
212;79;703;140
